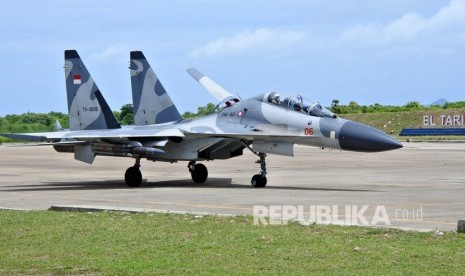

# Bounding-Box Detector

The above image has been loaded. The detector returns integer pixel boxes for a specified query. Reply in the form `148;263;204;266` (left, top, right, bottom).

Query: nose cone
339;121;403;152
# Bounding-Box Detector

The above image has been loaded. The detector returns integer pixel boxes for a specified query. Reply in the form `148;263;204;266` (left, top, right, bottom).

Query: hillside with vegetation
2;101;465;143
0;112;68;143
341;109;465;137
332;100;465;138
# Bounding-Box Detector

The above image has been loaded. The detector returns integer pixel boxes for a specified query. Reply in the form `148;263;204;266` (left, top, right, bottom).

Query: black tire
125;166;142;187
251;174;267;188
191;163;208;183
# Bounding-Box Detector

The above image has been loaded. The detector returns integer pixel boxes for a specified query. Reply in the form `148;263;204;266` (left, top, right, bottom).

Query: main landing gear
124;156;209;187
125;156;142;187
188;161;208;183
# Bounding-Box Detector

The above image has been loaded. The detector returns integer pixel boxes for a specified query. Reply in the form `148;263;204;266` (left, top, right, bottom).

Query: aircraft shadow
0;178;379;193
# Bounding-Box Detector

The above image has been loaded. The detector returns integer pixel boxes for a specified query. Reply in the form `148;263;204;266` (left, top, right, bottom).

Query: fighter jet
1;50;402;188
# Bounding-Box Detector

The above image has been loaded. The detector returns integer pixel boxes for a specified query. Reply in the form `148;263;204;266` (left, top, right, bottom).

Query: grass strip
0;209;464;275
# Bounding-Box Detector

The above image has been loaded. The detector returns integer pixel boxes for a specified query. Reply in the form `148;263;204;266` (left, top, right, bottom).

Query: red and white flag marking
73;75;81;84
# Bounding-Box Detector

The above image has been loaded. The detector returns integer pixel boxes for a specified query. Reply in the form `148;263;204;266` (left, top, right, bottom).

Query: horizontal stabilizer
1;127;185;143
0;130;71;142
186;68;233;102
60;127;185;140
0;133;48;142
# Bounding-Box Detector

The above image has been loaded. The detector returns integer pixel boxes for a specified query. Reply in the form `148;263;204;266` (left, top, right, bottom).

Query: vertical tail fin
64;50;120;130
129;51;182;125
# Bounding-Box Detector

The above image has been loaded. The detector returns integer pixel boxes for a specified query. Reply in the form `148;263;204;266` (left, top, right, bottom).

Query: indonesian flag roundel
73;75;81;85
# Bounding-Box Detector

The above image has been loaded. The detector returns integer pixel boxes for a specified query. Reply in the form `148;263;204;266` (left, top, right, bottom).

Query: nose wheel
251;152;267;187
188;161;208;183
251;174;267;187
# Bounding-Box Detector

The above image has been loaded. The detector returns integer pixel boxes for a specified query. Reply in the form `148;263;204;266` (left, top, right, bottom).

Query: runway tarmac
1;142;464;231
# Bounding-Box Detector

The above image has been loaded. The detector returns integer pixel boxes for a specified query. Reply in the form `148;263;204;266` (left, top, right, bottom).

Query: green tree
182;103;217;119
197;103;217;116
348;101;361;113
330;99;340;113
444;101;465;109
115;104;134;125
404;101;422;110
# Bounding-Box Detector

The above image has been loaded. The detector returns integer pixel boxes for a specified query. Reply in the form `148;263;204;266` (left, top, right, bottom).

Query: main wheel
251;174;267;188
191;163;208;183
125;166;142;187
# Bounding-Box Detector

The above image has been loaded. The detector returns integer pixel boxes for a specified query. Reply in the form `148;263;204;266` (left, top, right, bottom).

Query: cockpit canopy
262;92;336;118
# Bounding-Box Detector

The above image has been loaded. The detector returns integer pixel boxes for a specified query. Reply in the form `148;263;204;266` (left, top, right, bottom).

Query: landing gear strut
188;161;208;183
125;156;142;187
251;152;267;187
242;142;267;188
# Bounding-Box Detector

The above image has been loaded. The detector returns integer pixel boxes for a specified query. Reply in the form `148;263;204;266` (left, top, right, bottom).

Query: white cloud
190;28;308;58
338;23;383;46
431;0;465;29
88;44;130;62
383;12;426;42
338;0;465;46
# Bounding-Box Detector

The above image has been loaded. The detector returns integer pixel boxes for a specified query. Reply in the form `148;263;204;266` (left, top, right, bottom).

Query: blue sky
1;0;464;115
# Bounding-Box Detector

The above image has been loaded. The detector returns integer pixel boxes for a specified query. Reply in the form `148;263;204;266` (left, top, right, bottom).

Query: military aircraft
1;50;402;188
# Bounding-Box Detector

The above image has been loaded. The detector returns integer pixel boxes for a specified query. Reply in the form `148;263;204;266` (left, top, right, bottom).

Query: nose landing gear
242;141;268;188
251;152;267;187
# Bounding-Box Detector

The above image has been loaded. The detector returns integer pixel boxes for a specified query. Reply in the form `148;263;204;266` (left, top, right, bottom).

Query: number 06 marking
304;128;314;135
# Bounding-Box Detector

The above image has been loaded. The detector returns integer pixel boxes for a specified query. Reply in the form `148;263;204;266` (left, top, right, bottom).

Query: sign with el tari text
422;115;465;126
